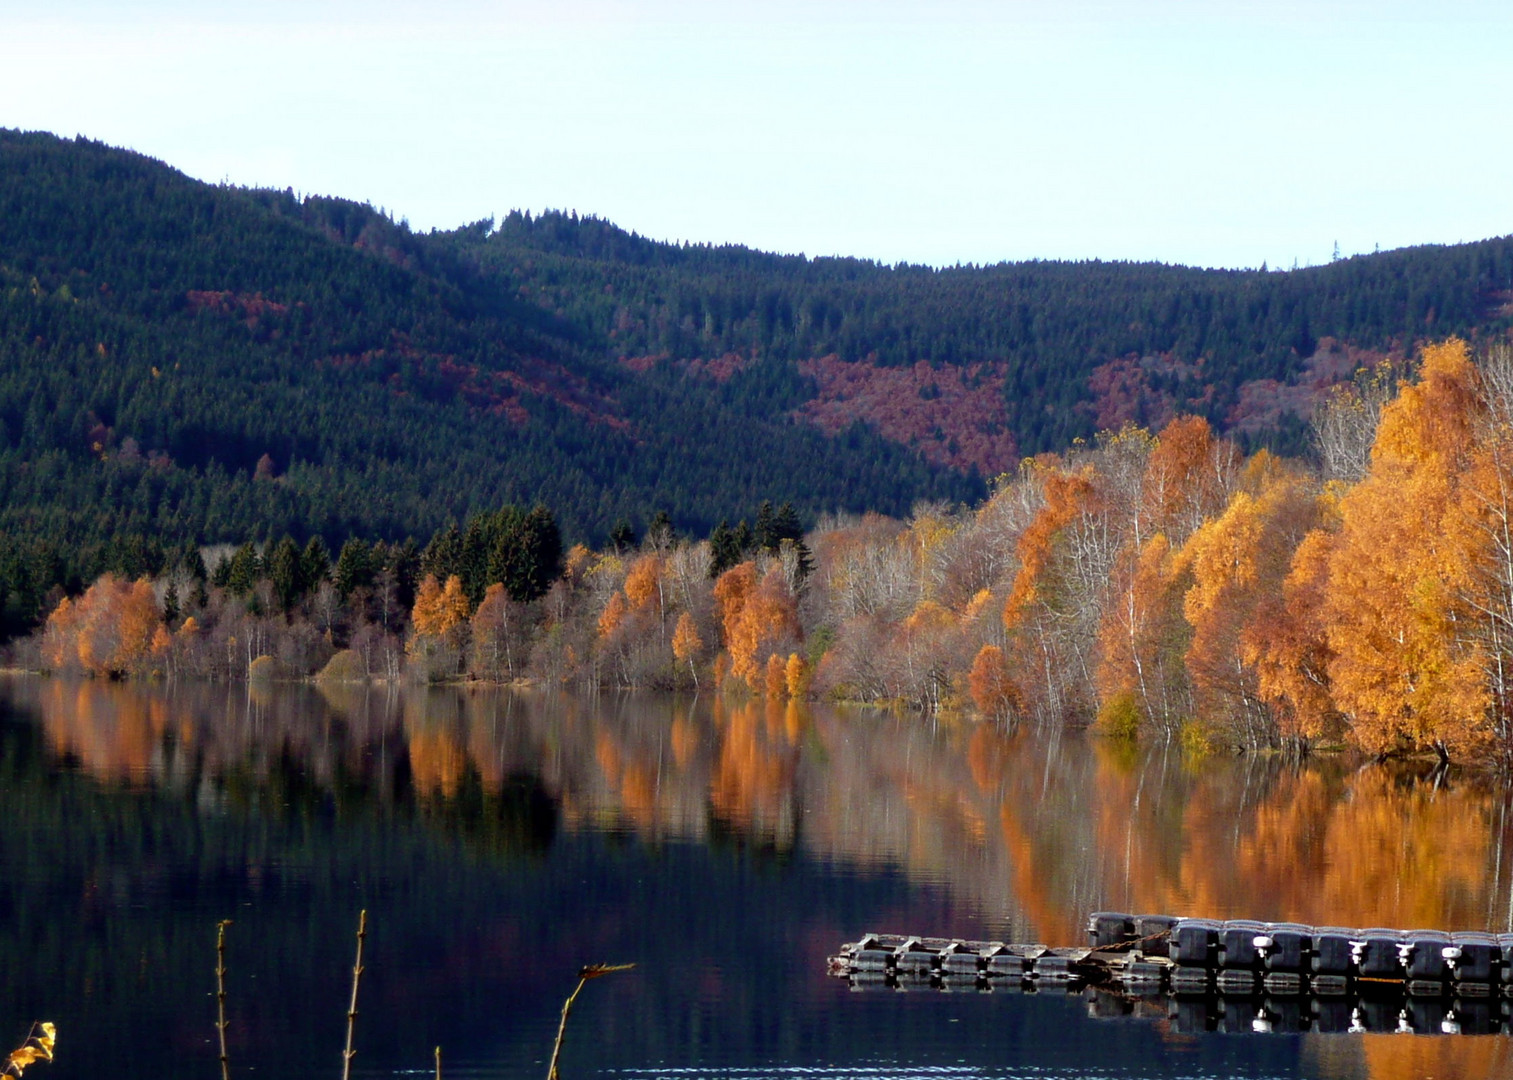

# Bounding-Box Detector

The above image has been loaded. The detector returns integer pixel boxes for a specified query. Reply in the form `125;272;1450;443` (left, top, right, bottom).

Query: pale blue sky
3;1;1510;269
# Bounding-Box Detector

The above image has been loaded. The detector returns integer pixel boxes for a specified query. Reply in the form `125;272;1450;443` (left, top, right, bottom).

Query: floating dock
827;913;1513;1034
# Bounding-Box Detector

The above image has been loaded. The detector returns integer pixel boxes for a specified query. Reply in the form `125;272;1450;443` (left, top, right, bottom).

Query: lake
1;676;1510;1080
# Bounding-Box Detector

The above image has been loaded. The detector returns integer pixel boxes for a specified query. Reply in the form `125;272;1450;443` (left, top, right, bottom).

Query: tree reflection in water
10;676;1513;1079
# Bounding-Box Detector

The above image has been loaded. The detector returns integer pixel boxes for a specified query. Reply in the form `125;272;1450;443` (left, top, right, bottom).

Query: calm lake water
2;676;1511;1080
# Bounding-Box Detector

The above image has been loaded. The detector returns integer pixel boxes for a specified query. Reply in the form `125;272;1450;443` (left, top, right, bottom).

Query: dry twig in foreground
546;964;635;1080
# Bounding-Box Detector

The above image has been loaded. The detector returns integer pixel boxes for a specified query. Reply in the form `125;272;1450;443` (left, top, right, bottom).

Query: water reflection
23;678;1513;937
10;676;1513;1079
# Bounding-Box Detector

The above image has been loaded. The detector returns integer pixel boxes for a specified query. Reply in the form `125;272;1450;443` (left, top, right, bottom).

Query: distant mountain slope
462;210;1513;460
0;130;970;550
2;129;1512;557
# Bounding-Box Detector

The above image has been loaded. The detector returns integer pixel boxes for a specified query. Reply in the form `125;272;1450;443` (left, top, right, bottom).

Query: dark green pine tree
334;538;374;601
421;523;463;584
301;536;332;591
386;538;421;609
267;535;303;611
709;520;736;576
226;541;261;597
731;520;753;560
753;501;777;553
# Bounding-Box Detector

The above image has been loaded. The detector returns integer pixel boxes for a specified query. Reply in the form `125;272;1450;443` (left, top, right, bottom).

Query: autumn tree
1245;523;1339;740
408;573;472;680
470;582;524;681
765;653;788;699
1319;340;1491;759
998;460;1115;725
714;561;800;691
1179;456;1324;748
672;610;703;687
624;553;665;625
784;652;809;698
1095;533;1192;737
42;575;162;677
968;644;1018;723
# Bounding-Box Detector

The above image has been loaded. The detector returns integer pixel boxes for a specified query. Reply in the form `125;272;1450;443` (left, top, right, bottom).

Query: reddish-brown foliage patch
1085;338;1394;438
794;356;1017;475
186;290;290;327
619;354;664;374
1225;339;1393;437
621;351;757;382
1084;353;1194;433
324;333;628;431
686;352;758;382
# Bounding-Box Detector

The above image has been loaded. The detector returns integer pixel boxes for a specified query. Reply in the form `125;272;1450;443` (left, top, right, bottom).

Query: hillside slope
0;130;970;554
2;129;1512;564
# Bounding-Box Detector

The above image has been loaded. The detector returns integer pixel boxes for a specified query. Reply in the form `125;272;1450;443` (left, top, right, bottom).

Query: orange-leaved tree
623;554;665;623
411;574;472;638
1320;339;1491;759
1244;521;1339;740
43;575;162;677
470;582;522;681
409;574;472;679
1094;533;1191;737
968;643;1018;722
1002;465;1097;633
671;610;703;687
1180;454;1325;746
714;562;800;691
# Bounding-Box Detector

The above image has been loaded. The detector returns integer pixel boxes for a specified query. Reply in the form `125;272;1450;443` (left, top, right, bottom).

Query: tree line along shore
18;338;1513;764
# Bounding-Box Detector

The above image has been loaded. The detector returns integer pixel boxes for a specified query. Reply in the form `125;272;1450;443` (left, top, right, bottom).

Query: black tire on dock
1216;968;1260;996
1403;929;1452;982
1218;920;1268;969
986;953;1030;978
1170;918;1221;967
852;949;893;972
1086;912;1136;949
1310;974;1349;997
1032;954;1074;981
1356;928;1406;979
1171;966;1212;995
1497;933;1513;983
1311;927;1355;976
1262;923;1312;974
1450;931;1498;985
1134;914;1178;957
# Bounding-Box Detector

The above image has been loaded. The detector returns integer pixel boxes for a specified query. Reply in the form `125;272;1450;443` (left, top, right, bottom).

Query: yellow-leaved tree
671;611;703;687
1180;454;1327;746
1320;339;1491;759
408;573;472;680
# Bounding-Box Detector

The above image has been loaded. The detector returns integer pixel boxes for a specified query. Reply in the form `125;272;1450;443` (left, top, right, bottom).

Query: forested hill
3;129;1513;562
464;210;1513;458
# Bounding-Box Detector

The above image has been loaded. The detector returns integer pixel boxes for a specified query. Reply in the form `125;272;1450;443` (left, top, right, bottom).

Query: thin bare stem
215;920;232;1080
546;964;634;1080
434;1045;442;1080
545;977;587;1080
340;910;368;1080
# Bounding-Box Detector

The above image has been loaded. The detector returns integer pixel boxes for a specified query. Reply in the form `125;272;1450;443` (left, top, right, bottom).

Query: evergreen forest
4;128;1513;642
